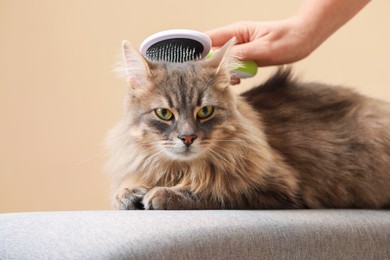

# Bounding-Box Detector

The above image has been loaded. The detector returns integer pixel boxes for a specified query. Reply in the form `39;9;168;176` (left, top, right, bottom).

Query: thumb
231;41;273;66
230;41;261;62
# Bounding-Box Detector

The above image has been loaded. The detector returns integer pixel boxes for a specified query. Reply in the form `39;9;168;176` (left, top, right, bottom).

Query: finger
230;41;274;66
230;42;260;61
205;23;249;47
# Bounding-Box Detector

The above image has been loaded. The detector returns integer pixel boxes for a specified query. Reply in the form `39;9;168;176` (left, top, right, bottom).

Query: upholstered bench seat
1;210;389;259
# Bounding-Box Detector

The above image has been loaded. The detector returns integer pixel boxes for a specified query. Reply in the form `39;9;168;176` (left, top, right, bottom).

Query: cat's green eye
155;108;174;121
197;106;214;119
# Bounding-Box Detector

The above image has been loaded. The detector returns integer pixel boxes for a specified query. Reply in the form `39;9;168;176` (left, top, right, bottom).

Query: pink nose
177;134;198;146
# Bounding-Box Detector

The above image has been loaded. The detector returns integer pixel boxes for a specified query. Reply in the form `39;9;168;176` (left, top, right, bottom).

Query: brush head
140;29;211;63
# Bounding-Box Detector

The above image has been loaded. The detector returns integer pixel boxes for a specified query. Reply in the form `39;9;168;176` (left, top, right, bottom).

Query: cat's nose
177;134;198;146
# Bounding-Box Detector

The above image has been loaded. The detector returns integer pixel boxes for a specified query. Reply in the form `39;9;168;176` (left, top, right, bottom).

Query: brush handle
207;52;257;78
232;60;258;79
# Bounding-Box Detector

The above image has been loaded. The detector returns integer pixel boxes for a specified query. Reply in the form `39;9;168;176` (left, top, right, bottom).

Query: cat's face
119;40;239;161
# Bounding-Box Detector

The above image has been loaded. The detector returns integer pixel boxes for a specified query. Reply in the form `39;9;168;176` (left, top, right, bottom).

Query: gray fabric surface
0;210;389;260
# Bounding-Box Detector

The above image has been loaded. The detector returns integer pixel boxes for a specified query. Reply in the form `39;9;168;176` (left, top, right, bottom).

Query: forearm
296;0;370;48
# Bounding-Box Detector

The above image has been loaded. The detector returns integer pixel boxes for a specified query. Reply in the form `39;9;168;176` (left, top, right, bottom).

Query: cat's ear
117;40;151;87
207;37;241;77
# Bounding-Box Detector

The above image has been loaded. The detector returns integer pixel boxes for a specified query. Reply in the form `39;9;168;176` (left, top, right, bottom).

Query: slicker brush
140;29;257;78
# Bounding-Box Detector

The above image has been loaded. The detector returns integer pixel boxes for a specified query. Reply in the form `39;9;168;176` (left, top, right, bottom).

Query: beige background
1;0;389;213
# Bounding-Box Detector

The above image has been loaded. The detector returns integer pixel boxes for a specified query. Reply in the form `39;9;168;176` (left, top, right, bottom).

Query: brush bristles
145;38;204;63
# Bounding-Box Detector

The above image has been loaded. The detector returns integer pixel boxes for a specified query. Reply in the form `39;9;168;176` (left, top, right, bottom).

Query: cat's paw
143;187;195;210
114;187;148;210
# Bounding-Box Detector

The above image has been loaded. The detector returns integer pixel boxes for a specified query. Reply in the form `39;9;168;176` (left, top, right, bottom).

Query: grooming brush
140;29;257;78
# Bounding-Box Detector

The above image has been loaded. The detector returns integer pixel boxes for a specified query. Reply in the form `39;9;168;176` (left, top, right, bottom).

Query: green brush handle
233;60;258;78
206;52;258;78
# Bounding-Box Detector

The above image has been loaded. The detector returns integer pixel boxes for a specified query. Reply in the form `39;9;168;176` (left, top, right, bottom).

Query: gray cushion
1;210;389;259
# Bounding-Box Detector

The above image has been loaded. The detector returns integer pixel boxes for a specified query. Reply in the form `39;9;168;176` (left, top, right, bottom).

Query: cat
106;38;390;210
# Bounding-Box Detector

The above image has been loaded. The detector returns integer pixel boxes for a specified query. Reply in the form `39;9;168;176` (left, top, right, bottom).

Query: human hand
206;17;320;67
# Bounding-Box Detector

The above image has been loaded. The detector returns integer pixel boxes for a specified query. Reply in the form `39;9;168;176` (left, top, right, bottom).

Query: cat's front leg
114;187;149;210
143;187;197;210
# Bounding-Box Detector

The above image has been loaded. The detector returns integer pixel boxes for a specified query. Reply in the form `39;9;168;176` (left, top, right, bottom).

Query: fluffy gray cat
106;39;390;210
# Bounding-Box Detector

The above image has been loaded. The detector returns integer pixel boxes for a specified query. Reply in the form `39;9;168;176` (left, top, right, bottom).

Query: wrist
285;15;322;55
291;9;337;54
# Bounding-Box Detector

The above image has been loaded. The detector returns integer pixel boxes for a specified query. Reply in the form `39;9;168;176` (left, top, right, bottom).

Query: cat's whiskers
206;148;231;190
139;145;162;156
216;139;247;143
215;137;289;161
76;150;108;166
207;147;239;174
142;149;165;168
112;131;163;154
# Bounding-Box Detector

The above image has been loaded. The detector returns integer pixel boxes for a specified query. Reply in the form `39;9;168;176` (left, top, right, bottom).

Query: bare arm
206;0;370;66
296;0;370;53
